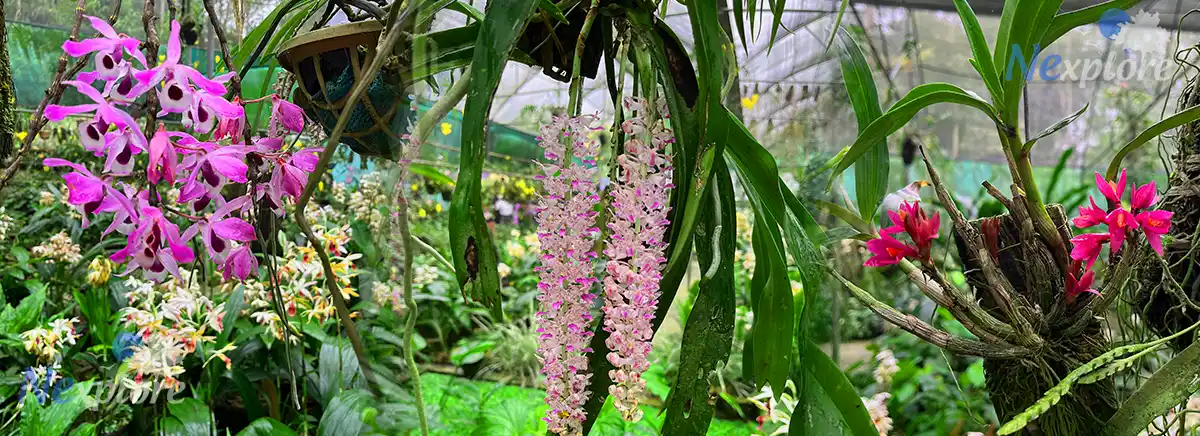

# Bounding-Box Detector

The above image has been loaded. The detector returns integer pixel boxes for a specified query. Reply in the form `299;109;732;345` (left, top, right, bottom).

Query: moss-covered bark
1135;75;1200;352
0;0;17;162
955;206;1117;435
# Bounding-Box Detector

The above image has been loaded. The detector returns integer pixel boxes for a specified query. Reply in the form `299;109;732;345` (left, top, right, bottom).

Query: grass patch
420;373;757;435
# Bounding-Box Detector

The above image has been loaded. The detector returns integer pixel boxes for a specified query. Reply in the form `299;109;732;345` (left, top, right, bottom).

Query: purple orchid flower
269;95;305;136
135;21;235;101
181;195;256;264
223;246;258;281
178;144;249;203
110;206;195;282
61;16;147;81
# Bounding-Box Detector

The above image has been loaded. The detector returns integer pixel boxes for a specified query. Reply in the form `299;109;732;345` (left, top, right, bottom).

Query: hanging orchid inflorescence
533;97;674;433
43;17;317;284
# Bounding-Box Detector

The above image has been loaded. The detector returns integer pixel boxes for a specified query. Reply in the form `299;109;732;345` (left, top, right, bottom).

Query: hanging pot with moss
277;20;413;160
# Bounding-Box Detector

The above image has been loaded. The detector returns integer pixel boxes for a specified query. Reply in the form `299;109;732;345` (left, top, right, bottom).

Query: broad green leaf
1107;104;1200;179
408;163;455;186
449;0;538;320
218;284;246;346
237;418;298;436
662;159;736;434
231;0;323;68
828;83;998;187
316;341;365;407
20;381;96;436
1040;0;1141;50
791;341;877;436
0;288;45;334
724;109;793;394
163;398;213;436
1024;103;1089;153
992;0;1064;123
318;389;372;436
952;0;1003;102
835;29;887;220
68;423;97;436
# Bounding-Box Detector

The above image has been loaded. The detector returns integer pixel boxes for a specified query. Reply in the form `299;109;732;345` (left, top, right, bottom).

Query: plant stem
1000;127;1068;270
566;0;601;115
293;2;418;399
1104;338;1200;436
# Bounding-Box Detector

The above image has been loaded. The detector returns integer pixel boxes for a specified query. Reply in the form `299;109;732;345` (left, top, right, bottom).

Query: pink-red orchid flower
1096;169;1127;208
878;201;940;262
1137;209;1173;256
1070;232;1110;269
1073;197;1107;229
1131;181;1157;211
1065;260;1099;304
864;233;919;267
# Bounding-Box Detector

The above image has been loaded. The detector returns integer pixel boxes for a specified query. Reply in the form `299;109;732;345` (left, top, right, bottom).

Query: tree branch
830;268;1032;359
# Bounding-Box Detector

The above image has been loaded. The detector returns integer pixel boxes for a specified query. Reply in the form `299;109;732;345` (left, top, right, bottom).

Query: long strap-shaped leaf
835;29;887;221
1039;0;1142;50
991;0;1064;123
448;0;538;319
662;157;737;435
1106;104;1200;179
951;0;1003;103
791;341;877;436
827;83;998;188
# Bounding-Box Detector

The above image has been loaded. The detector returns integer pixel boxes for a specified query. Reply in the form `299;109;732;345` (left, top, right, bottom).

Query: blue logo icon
1098;9;1132;39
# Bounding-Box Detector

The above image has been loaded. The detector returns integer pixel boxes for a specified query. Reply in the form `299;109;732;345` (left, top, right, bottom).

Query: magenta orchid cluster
43;17;316;283
864;201;941;267
1066;170;1172;303
533;97;675;433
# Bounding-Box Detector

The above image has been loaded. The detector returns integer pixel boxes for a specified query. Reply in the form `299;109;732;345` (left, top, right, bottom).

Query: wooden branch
292;1;420;398
830;268;1032;359
918;146;1042;348
0;0;108;195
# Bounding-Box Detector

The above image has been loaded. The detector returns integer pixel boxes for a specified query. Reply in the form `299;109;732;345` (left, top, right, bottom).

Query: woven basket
276;21;411;159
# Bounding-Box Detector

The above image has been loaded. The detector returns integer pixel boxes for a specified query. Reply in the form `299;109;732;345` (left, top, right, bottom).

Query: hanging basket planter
277;21;412;160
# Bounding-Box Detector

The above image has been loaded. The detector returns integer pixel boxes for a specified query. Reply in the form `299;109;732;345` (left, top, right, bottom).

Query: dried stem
918;146;1041;347
201;0;240;97
140;0;160;133
292;3;420;399
0;0;115;195
830;267;1032;359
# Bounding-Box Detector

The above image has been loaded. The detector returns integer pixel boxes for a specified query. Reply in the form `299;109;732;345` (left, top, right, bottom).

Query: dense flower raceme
532;99;678;432
43;18;314;284
534;113;604;434
602;97;674;421
864;201;940;267
1068;170;1172;302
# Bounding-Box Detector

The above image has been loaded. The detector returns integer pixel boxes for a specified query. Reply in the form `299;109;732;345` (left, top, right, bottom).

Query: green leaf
162;398;213;436
0;288;45;334
449;0;538;320
231;0;323;68
952;0;1003;102
828;83;998;187
821;0;852;52
536;0;568;24
316;341;365;407
662;158;736;434
318;389;372;436
835;29;887;220
732;0;748;53
218;284;246;346
231;371;267;423
724;110;793;394
68;423;97;436
992;0;1064;123
408;163;455;186
814;200;873;235
791;341;876;436
20;381;96;436
1024;103;1089;153
446;0;486;22
1045;148;1076;203
1040;0;1141;50
1107;104;1200;179
237;418;298;436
